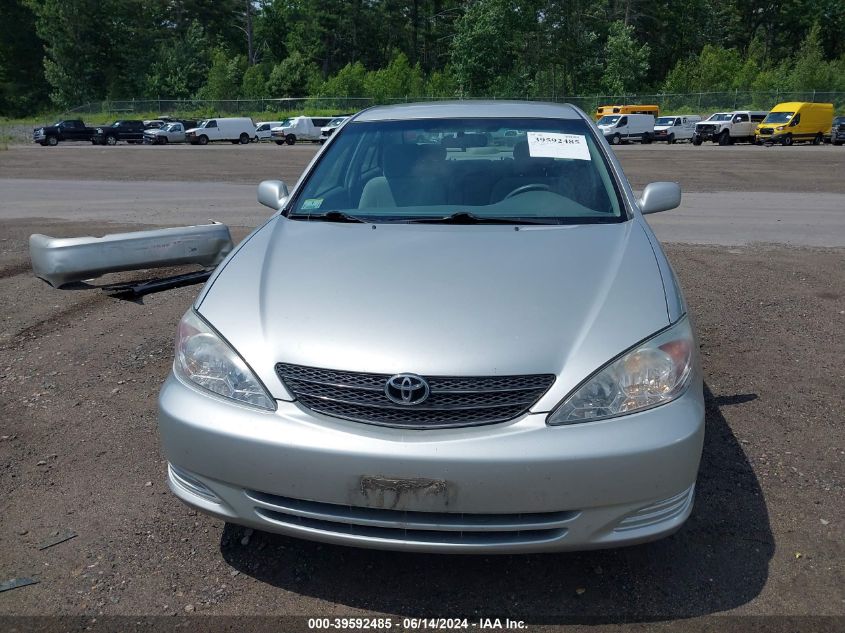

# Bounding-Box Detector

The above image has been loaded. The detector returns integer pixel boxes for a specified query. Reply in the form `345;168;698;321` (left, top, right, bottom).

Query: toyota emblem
384;373;430;406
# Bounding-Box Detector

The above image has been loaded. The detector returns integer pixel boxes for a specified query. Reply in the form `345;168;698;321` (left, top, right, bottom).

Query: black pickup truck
91;120;147;145
33;120;95;146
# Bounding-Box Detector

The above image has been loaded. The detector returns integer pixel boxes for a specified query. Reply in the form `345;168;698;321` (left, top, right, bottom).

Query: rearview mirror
257;180;289;211
638;182;681;215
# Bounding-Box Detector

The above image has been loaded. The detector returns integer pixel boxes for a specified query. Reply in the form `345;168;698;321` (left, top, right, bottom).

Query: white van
254;121;285;142
653;114;702;143
185;118;255;145
271;116;332;145
596;113;655;145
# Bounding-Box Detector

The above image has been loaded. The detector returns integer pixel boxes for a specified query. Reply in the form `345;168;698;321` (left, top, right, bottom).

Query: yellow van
755;102;833;145
594;104;659;121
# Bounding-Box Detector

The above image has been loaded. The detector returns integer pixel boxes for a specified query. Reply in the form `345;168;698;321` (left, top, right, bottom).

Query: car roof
355;100;582;122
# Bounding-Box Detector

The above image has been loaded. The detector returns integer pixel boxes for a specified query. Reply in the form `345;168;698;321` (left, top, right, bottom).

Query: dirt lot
0;141;843;631
2;141;845;193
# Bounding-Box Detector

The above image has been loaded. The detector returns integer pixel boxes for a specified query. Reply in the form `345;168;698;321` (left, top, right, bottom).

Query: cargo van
653;114;702;143
755;102;834;146
594;104;659;121
596;113;655;145
185;118;255;145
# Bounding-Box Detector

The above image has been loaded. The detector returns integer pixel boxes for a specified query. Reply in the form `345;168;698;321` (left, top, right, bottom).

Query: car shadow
220;384;772;622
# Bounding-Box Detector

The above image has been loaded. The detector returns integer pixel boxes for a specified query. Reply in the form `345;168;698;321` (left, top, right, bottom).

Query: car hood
198;217;671;410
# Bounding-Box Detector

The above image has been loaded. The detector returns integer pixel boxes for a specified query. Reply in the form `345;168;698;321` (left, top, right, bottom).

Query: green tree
315;61;368;96
784;24;833;91
0;0;49;115
198;48;247;99
601;20;650;95
266;51;319;97
28;0;119;107
145;20;210;100
241;63;268;98
449;0;532;96
364;52;424;101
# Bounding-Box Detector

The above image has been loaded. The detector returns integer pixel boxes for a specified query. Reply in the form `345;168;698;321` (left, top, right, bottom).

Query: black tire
105;135;117;146
285;134;296;145
717;131;731;146
253;135;259;143
198;135;208;146
610;133;621;146
160;137;168;145
812;133;822;146
239;132;250;144
641;133;652;144
782;134;793;146
692;135;702;146
274;139;284;145
46;136;58;146
39;141;48;146
668;133;675;144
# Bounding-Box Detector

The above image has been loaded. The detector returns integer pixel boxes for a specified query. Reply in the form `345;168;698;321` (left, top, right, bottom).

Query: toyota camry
158;101;704;553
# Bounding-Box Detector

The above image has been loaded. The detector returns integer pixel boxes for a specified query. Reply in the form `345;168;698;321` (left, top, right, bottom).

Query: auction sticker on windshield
527;132;590;161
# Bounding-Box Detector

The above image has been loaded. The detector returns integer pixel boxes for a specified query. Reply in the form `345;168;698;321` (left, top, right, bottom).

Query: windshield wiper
289;210;368;223
405;212;557;225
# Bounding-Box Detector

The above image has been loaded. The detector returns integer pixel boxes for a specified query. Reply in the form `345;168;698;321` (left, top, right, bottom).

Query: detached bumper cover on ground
29;222;234;288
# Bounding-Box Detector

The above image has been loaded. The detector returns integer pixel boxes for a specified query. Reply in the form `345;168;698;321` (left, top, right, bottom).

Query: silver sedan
158;101;704;553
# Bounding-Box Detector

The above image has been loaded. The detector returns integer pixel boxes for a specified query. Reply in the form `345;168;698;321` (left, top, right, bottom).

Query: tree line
1;0;844;117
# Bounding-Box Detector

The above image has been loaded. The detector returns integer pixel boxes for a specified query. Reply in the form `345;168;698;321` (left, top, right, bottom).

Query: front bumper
694;128;721;141
158;373;705;553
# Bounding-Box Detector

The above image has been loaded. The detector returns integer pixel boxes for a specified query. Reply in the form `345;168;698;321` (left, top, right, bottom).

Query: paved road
2;178;843;247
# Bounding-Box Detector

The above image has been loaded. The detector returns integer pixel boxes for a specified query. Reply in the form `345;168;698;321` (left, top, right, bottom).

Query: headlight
776;126;785;131
174;310;275;410
547;317;695;425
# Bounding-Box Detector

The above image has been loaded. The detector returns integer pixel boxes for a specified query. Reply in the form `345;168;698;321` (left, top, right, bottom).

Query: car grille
246;489;575;546
759;128;774;135
697;124;718;133
275;363;555;429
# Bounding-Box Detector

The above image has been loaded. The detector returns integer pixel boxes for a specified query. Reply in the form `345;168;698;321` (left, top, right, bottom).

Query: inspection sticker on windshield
527;132;591;161
301;198;323;210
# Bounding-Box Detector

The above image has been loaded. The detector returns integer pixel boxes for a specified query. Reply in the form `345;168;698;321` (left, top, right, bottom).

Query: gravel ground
0;142;843;630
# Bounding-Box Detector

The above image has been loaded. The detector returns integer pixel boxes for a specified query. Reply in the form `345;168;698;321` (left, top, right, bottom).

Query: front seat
359;144;447;208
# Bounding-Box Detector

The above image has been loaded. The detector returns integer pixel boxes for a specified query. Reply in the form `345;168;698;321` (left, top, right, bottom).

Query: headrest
512;139;554;173
383;144;445;178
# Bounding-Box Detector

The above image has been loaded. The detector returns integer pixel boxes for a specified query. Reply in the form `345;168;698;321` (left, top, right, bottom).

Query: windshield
288;117;623;225
707;113;731;122
596;115;620;126
655;117;677;126
164;123;179;131
762;112;794;124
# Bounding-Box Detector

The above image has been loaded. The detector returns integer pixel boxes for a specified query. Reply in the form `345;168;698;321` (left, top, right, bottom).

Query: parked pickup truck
271;116;332;145
91;120;147;145
143;120;198;144
33;120;95;146
692;111;767;145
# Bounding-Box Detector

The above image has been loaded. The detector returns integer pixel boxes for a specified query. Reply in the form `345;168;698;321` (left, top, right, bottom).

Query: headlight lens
174;310;275;410
776;126;785;131
547;317;695;425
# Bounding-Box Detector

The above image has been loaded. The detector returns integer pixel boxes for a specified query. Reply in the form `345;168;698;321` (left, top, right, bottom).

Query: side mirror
638;182;681;215
257;180;289;211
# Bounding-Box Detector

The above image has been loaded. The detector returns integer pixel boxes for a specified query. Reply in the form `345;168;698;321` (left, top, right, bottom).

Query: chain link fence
64;92;845;118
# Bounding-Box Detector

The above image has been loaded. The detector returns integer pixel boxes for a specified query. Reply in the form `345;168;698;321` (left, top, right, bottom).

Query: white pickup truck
692;111;768;145
271;116;332;145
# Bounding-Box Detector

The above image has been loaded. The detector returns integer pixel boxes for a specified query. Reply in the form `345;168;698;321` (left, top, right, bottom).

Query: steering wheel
504;183;551;199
